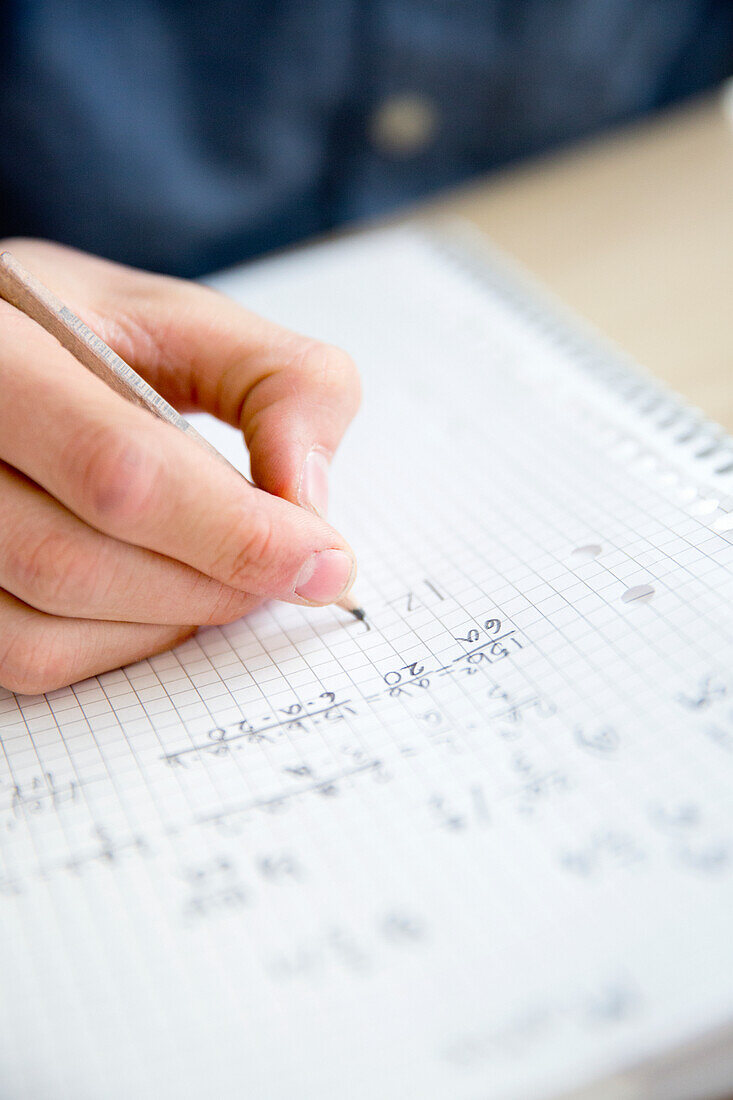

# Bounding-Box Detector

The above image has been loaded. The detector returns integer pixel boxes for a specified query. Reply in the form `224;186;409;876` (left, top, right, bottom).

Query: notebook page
2;225;733;1100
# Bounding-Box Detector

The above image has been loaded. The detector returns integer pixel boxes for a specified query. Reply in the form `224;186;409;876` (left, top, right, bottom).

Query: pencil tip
336;594;367;621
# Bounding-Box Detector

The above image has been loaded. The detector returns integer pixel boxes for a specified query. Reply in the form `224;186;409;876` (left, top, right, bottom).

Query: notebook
2;222;733;1100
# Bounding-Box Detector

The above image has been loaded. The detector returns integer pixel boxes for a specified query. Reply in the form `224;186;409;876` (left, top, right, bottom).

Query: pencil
0;250;365;622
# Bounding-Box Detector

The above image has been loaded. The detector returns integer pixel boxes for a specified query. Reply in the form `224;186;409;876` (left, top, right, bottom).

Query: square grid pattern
0;228;732;1100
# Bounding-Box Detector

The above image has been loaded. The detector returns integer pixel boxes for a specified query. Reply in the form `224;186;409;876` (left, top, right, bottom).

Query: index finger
4;239;362;518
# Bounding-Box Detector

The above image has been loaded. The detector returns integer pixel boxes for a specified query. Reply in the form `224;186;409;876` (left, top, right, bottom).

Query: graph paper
2;223;733;1100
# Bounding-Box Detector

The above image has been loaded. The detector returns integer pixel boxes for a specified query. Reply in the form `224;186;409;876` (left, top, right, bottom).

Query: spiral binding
422;219;733;500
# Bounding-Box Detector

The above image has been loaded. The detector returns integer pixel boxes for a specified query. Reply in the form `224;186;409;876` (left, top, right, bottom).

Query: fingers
0;589;195;695
0;463;260;625
0;304;357;606
226;334;361;517
1;238;361;516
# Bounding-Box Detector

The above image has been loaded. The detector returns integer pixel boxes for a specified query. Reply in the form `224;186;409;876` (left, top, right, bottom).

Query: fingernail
299;449;330;518
295;549;355;604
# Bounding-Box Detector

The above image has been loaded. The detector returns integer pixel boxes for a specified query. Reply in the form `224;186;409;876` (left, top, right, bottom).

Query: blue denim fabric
1;0;731;276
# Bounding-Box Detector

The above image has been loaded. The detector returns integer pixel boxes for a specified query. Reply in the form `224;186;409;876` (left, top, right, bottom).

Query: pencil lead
336;594;366;620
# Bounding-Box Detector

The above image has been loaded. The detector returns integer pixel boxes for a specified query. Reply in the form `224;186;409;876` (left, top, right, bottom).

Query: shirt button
368;93;439;156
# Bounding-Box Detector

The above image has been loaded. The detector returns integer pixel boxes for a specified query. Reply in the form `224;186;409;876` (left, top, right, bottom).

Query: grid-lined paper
1;226;733;1100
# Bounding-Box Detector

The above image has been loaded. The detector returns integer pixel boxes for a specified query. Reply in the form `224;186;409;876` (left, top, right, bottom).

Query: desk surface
437;90;733;432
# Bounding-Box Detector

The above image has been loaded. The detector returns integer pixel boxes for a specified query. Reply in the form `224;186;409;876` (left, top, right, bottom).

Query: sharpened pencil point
336;595;367;622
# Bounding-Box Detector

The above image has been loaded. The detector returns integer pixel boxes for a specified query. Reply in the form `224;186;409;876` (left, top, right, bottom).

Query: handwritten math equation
162;612;526;766
1;589;732;919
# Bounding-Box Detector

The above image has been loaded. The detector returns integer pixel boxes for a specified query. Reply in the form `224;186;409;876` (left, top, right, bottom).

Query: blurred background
1;0;732;277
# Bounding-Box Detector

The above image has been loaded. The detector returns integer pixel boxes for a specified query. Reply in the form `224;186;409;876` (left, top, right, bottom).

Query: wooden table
438;88;733;431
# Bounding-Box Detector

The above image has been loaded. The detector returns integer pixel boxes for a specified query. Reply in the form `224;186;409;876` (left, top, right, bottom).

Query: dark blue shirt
1;1;731;276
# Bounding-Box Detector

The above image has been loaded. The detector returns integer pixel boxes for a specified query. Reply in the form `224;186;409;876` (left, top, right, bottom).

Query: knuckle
7;528;95;614
211;510;275;591
69;424;161;528
294;339;360;393
199;583;254;626
0;621;70;695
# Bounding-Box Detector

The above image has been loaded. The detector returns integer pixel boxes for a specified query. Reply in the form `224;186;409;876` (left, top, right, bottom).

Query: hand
0;239;361;693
